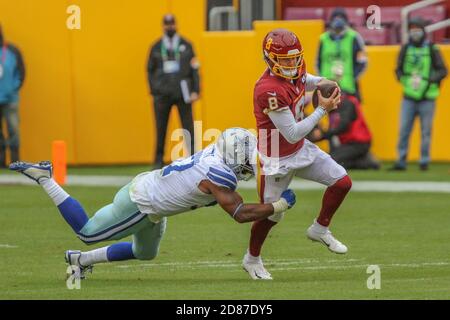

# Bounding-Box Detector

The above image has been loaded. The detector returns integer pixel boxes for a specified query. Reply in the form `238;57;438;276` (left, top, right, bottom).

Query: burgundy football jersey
254;66;307;157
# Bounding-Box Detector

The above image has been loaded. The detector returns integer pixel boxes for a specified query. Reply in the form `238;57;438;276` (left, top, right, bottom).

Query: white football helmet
216;128;257;181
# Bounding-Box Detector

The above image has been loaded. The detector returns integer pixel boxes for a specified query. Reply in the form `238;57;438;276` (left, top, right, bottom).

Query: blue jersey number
161;151;203;177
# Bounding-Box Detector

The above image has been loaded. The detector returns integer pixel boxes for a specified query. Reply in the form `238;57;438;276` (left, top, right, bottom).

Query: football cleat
9;161;53;184
242;253;273;280
65;250;93;280
307;224;348;254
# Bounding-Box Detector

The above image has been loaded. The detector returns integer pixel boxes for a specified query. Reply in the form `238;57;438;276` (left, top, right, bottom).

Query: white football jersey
129;145;237;222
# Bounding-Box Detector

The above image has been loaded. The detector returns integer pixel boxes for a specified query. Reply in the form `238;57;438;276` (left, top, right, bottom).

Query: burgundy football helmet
262;28;304;80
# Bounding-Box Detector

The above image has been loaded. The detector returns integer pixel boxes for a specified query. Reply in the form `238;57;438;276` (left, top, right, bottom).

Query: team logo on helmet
265;37;273;50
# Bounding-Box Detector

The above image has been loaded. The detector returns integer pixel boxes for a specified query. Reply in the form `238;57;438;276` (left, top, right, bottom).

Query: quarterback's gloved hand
281;189;296;208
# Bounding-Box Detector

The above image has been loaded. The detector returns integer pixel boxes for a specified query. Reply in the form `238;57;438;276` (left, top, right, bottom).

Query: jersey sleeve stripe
206;172;237;191
208;167;237;185
208;169;237;188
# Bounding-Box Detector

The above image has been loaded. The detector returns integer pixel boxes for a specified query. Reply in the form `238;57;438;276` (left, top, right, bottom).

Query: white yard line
268;261;450;272
115;258;354;268
113;259;450;271
0;244;18;248
1;174;450;192
114;258;355;269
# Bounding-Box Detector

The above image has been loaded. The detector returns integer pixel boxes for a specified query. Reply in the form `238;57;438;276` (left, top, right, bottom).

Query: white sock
40;178;70;206
80;247;109;266
311;219;329;234
245;250;262;263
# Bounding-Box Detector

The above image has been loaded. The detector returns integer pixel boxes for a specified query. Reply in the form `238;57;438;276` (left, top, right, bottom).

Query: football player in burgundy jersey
242;28;353;280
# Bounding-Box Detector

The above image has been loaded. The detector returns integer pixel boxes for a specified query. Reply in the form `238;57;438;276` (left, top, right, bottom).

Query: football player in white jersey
9;128;296;279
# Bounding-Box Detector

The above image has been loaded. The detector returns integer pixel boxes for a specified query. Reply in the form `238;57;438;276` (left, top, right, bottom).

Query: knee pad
133;248;158;261
268;211;285;223
132;240;160;261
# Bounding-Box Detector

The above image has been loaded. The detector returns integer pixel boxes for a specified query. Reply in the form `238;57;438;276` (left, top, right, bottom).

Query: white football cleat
307;224;348;254
9;161;53;184
65;250;93;280
242;252;273;280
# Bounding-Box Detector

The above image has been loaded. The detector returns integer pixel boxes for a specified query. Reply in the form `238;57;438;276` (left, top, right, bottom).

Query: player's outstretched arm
199;180;296;223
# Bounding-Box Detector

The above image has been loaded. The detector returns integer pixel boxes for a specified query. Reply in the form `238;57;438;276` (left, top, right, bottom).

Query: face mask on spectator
165;29;176;38
409;29;424;43
330;17;347;34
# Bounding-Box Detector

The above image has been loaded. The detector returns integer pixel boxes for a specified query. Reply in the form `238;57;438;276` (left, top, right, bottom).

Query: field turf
0;164;449;299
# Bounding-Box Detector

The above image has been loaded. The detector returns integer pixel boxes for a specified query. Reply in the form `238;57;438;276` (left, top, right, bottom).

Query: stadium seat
325;7;366;27
284;7;325;20
354;26;389;45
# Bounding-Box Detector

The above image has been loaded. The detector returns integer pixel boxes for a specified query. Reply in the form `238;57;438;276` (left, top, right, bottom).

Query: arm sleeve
305;73;323;91
322;100;356;139
353;33;367;79
188;43;200;94
395;45;407;81
9;45;25;90
268;107;327;144
429;45;448;84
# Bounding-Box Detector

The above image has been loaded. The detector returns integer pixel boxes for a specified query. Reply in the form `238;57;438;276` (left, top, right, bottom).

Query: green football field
1;164;450;299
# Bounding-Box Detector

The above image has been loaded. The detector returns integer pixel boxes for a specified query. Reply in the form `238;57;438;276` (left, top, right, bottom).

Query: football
312;82;339;108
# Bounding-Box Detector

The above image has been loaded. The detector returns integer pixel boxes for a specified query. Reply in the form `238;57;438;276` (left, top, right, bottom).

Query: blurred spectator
147;14;200;168
310;93;380;170
317;7;367;101
0;25;25;168
390;17;448;171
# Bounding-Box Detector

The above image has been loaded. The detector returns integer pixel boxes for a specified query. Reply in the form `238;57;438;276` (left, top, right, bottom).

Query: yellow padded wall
0;0;75;163
361;45;450;161
68;0;206;164
200;31;257;138
69;0;168;164
0;0;205;165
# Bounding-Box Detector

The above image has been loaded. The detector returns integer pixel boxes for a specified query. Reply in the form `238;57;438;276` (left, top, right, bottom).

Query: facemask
165;29;176;38
280;68;298;78
409;29;424;43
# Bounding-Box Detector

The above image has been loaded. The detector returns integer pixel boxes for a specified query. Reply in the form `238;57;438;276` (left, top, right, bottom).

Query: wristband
232;203;243;218
272;198;289;214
